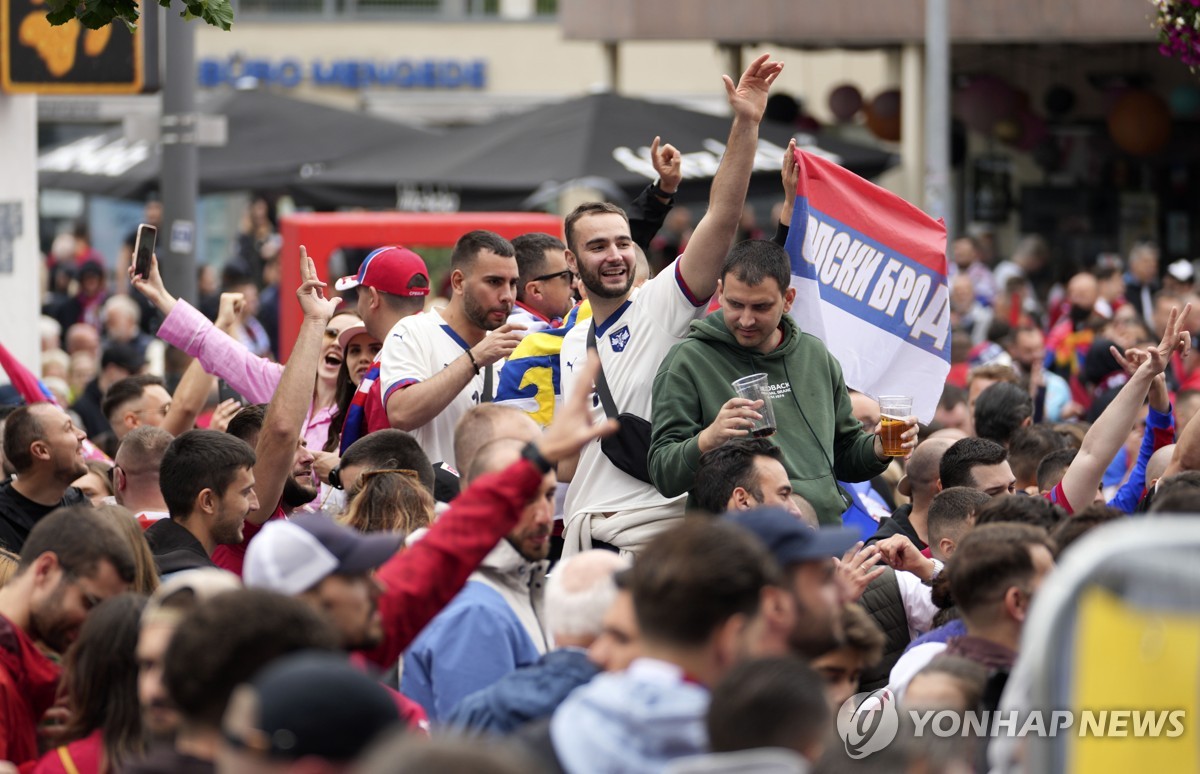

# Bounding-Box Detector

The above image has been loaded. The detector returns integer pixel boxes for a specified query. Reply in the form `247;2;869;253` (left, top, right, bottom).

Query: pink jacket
156;300;336;452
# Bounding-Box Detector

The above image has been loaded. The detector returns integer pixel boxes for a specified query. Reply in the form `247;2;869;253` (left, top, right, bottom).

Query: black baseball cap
223;651;400;762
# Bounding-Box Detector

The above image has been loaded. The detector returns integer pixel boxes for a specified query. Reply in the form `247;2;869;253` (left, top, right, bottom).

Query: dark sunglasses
532;269;576;284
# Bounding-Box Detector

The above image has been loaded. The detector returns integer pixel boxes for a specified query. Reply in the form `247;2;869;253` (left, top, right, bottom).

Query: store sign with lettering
197;57;486;90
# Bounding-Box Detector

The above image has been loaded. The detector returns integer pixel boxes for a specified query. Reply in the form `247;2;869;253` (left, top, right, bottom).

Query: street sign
1;0;142;94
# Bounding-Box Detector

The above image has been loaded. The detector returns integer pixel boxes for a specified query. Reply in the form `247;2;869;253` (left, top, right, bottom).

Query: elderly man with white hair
443;549;629;735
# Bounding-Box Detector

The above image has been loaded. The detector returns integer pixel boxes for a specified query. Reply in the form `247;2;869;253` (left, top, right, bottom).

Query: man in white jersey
558;53;784;557
381;230;523;469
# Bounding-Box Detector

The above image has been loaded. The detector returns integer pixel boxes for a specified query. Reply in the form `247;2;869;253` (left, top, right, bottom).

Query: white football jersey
379;307;497;469
560;258;709;517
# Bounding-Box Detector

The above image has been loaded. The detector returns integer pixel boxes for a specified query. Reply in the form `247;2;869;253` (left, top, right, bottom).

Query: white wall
0;95;42;378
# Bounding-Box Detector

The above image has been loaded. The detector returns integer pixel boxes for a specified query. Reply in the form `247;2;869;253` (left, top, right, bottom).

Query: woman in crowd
33;594;148;774
340;468;434;536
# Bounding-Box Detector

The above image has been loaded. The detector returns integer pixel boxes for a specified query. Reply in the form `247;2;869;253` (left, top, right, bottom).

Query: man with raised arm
1048;303;1189;513
557;53;784;557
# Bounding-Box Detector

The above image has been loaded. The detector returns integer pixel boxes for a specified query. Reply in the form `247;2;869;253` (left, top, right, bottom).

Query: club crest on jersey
609;326;631;352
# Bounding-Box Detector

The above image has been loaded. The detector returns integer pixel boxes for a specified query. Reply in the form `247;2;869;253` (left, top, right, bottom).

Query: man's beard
282;475;318;509
464;291;510;331
578;260;634;300
787;604;842;660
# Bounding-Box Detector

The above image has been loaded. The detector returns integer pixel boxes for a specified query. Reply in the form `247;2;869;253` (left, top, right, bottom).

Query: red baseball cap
334;246;430;297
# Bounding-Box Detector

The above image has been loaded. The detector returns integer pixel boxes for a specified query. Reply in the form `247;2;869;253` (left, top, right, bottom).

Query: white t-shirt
560;258;709;518
379;307;496;469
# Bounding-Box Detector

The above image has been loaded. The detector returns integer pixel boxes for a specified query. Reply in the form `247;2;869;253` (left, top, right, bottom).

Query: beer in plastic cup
732;373;777;438
877;395;912;457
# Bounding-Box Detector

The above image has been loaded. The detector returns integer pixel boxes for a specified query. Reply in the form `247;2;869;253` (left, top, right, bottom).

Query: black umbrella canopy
303;92;897;206
38;89;430;199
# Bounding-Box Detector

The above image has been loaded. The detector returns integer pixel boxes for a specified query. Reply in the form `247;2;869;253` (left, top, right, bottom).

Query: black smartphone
218;379;244;405
132;224;157;279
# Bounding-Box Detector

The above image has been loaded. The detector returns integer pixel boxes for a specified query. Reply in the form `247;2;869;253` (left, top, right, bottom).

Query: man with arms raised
559;54;784;556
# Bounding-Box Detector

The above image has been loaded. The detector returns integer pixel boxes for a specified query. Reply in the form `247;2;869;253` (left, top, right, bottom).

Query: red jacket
0;614;61;768
358;457;543;669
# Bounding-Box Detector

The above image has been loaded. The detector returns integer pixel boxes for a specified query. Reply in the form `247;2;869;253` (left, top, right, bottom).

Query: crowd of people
0;51;1195;774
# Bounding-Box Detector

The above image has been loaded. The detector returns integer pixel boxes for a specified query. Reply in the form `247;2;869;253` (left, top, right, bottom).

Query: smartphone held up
132;224;157;279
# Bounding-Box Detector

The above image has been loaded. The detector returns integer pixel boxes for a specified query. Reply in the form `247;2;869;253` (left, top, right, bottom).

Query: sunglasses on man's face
532;269;576;284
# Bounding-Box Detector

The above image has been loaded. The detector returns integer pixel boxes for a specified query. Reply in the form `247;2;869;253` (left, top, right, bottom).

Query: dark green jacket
648;311;887;523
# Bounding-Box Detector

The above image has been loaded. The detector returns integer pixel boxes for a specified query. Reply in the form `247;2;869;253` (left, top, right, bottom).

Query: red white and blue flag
784;150;950;422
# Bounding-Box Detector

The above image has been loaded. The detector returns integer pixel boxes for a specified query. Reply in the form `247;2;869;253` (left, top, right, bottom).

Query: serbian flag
784;150;950;422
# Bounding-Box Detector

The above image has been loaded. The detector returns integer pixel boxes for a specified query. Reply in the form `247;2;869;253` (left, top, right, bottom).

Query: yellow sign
1069;586;1200;773
1;0;142;93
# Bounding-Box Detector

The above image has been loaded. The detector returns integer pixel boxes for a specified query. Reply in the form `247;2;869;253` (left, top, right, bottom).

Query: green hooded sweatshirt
649;310;888;524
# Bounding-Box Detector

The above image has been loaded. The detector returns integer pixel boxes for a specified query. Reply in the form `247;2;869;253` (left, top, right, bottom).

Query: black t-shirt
0;481;87;553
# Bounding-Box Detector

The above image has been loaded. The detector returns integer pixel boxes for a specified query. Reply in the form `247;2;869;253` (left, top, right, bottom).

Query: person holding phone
129;252;360;456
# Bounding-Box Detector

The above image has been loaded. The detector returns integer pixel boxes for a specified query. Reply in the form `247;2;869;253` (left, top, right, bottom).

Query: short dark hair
159;430;256;520
563;202;628;257
946;523;1053;623
693;439;783;514
632;518;778;648
101;374;166;423
707;657;830;754
163;589;339;729
1050;503;1123;557
3;404;45;473
720;240;791;295
225;404;267;445
1036;448;1077;493
1149;471;1200;514
340;429;435;496
974;493;1067;531
18;506;136;584
451;230;515;271
513;233;567;301
939;437;1008;490
1007;425;1067;486
927;486;990;547
972;382;1033;447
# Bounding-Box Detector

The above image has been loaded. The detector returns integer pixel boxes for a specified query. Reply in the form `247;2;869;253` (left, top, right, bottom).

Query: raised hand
834;541;886;603
723;52;785;123
297;245;341;323
207;398;242;433
650;135;682;195
875;534;936;582
698;397;764;453
470;323;526;368
781;137;799;210
128;251;177;315
215;291;246;333
538;354;619;464
1146;303;1193;375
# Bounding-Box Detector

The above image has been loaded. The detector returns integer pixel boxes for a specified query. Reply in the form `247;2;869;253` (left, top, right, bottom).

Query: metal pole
924;0;953;239
160;7;198;306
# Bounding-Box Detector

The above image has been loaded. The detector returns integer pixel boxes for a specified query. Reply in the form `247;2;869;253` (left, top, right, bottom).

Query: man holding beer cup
648;240;918;525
